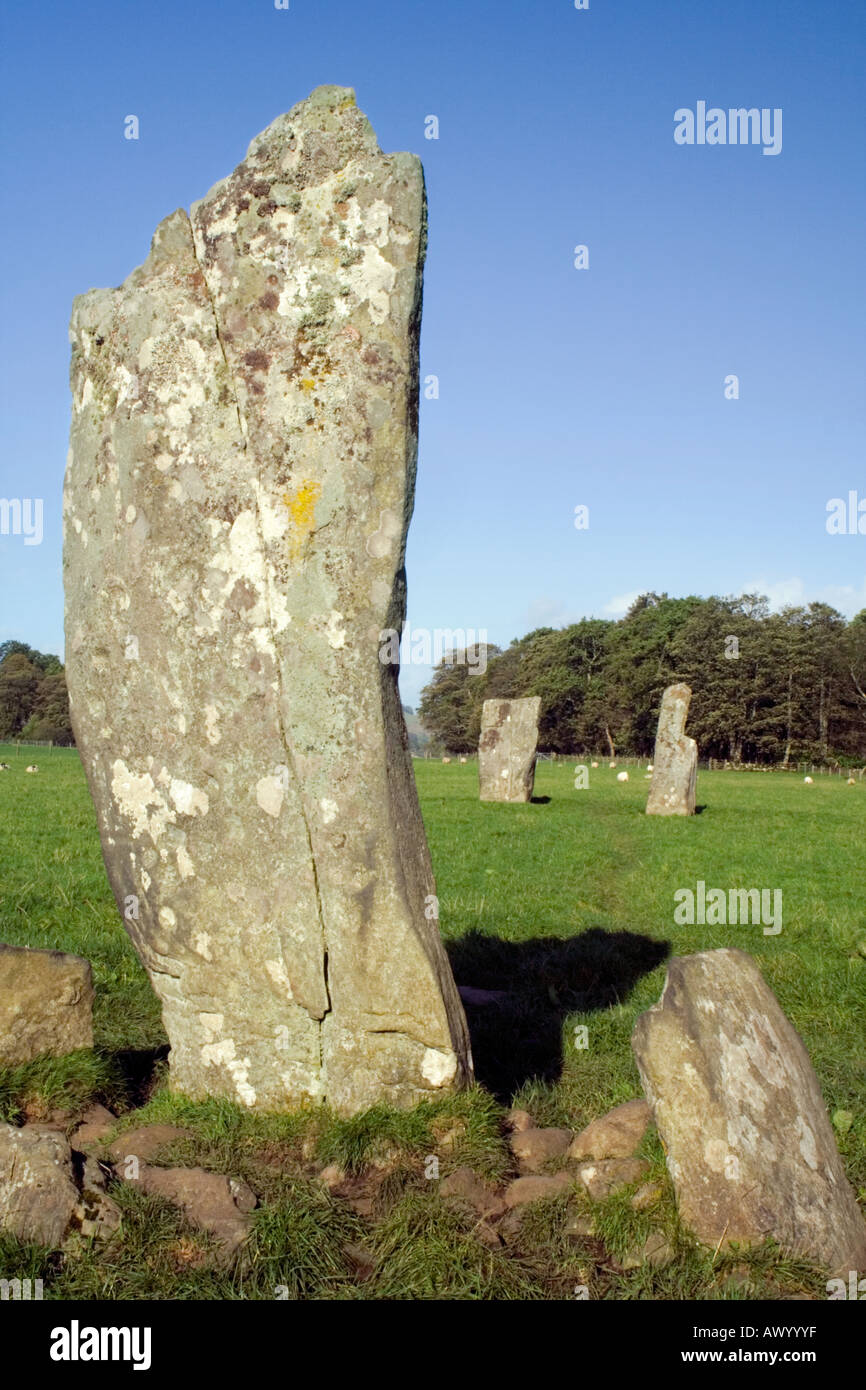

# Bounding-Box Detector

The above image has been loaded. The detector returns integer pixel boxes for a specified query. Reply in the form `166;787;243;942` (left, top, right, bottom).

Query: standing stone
645;683;697;816
632;949;866;1277
0;944;94;1064
63;86;471;1116
479;698;541;802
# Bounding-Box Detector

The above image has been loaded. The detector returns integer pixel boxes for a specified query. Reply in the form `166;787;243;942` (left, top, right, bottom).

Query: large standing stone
645;682;697;816
63;86;471;1116
632;949;866;1277
0;944;94;1064
478;698;541;802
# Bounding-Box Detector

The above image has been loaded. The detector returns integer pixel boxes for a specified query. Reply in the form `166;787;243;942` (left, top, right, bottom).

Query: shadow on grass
447;927;670;1101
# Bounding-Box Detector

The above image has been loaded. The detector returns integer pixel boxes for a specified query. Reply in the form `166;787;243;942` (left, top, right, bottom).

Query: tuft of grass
0;1049;125;1124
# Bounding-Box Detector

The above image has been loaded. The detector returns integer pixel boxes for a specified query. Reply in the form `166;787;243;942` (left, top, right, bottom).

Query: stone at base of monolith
632;949;866;1277
478;698;541;802
646;682;697;815
0;945;94;1064
63;85;471;1115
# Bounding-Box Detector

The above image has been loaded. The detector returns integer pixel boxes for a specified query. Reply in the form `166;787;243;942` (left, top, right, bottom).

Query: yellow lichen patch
282;479;321;564
300;378;316;392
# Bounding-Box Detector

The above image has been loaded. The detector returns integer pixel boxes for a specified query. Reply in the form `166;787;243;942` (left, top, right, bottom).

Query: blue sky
1;0;864;705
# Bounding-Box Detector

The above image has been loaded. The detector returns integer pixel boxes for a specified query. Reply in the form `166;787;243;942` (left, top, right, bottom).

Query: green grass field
1;744;863;1300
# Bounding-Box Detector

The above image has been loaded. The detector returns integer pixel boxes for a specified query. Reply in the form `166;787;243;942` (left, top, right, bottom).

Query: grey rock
439;1165;505;1218
120;1163;256;1260
0;944;94;1064
612;1229;674;1272
108;1125;193;1168
0;1123;80;1248
509;1126;572;1172
564;1211;596;1239
479;698;541;802
632;948;866;1277
645;683;697;816
630;1181;664;1212
503;1172;573;1207
576;1157;650;1201
568;1099;651;1160
71;1103;117;1150
63;85;471;1115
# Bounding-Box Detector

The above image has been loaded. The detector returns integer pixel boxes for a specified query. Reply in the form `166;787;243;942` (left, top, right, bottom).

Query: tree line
0;641;74;745
418;593;866;764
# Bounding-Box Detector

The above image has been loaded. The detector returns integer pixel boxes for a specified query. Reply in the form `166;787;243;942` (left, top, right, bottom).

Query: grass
0;743;863;1299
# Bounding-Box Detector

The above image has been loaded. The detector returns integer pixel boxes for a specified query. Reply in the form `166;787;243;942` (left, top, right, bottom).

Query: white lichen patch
158;906;177;931
176;845;195;879
365;508;401;559
796;1115;819;1170
204;704;221;745
265;959;294;999
110;760;174;840
169;778;209;817
256;775;285;817
200;1037;256;1107
421;1047;458;1088
320;798;338;825
325;610;346;649
193;931;213;960
199;1013;224;1042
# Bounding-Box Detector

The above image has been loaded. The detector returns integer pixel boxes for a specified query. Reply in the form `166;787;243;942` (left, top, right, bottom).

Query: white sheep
617;771;629;783
442;757;451;764
847;777;856;786
646;763;654;772
803;776;813;784
591;761;599;768
609;762;617;769
459;756;467;764
0;763;10;771
25;764;39;773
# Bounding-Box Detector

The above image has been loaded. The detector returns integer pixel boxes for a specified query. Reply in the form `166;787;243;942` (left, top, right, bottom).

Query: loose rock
0;1123;81;1248
503;1172;573;1207
576;1158;650;1201
632;948;866;1276
568;1099;651;1160
510;1126;572;1172
0;944;94;1064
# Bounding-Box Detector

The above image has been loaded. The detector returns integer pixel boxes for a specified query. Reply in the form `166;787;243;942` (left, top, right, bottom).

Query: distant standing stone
646;683;697;816
479;698;541;802
632;948;866;1277
0;944;94;1065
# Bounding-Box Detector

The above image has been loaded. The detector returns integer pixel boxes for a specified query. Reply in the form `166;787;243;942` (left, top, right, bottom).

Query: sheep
617;770;629;783
591;761;599;768
25;764;39;773
803;776;813;784
646;763;654;772
459;756;467;764
0;763;10;771
609;762;617;769
442;757;451;764
847;777;856;786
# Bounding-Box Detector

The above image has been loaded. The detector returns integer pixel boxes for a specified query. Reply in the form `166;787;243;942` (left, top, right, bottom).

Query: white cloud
603;590;642;616
742;576;866;618
523;597;577;629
